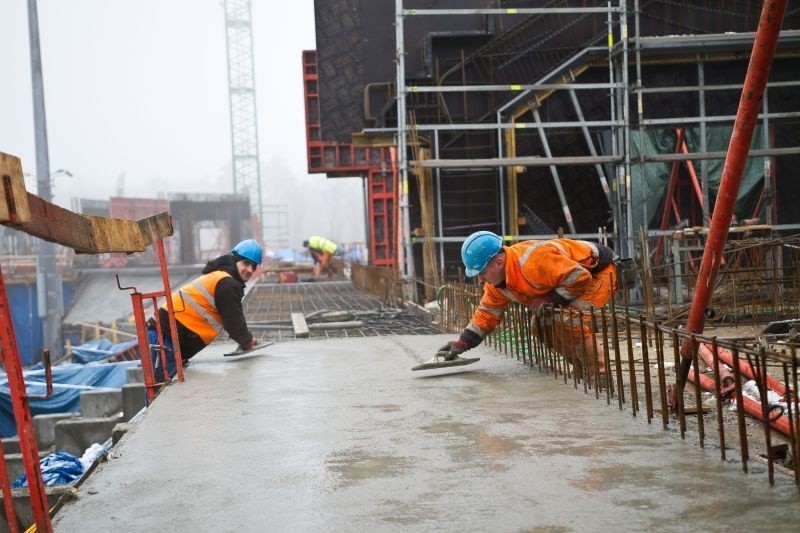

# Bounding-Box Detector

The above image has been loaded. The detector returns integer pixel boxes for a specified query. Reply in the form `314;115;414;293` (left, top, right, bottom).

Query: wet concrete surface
53;335;800;532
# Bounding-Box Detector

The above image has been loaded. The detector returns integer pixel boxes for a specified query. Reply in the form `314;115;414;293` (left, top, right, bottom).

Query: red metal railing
117;239;183;403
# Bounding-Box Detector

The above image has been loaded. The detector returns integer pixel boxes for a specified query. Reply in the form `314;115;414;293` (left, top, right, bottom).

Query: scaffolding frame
384;1;800;287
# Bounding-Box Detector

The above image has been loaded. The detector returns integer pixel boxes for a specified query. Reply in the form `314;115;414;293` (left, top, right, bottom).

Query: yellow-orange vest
309;236;337;254
162;270;231;343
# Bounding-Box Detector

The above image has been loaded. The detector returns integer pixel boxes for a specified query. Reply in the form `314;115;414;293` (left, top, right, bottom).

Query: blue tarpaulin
70;337;139;364
12;451;84;488
7;280;77;367
0;361;139;438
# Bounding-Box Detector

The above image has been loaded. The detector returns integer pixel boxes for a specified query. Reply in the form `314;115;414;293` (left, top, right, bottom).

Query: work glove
528;295;553;318
435;339;469;361
240;338;256;352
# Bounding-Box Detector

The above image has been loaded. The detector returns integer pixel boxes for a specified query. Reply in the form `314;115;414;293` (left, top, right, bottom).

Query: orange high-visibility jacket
162;270;231;344
465;239;615;340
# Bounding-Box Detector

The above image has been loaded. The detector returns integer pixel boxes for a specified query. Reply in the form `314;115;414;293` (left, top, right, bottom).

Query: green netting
629;125;766;229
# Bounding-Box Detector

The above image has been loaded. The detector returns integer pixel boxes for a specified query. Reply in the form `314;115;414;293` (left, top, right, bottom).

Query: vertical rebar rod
690;336;705;448
710;338;727;461
624;315;637;413
732;345;750;473
655;326;669;430
639;317;654;423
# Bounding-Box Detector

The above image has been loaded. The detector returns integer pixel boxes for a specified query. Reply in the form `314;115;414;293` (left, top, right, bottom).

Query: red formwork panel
303;50;396;269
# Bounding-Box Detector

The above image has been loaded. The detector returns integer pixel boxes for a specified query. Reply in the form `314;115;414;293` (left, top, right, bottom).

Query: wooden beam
0;152;31;224
291;312;309;338
0;151;173;253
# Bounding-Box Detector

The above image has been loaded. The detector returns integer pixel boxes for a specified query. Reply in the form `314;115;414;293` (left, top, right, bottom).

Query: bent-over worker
437;231;617;383
303;235;338;277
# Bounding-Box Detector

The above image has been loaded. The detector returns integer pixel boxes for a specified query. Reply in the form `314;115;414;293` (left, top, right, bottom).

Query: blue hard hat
232;239;263;265
461;231;503;277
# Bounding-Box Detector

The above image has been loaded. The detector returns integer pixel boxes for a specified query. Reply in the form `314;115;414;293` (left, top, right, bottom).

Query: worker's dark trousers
147;327;177;381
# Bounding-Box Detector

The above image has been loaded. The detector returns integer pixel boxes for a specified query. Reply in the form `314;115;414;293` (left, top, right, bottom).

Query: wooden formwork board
0;151;173;252
0;152;31;224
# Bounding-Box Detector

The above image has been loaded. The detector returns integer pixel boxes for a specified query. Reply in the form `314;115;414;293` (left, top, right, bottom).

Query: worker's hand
240;338;257;352
435;339;468;361
528;295;552;314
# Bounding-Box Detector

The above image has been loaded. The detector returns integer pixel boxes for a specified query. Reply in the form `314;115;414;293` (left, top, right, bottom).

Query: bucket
279;271;298;284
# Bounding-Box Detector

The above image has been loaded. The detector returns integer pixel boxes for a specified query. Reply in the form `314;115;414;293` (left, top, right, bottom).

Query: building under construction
306;0;800;314
5;2;800;530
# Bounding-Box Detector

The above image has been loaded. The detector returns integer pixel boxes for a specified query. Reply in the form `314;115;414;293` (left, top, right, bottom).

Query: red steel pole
157;238;184;381
0;267;51;532
673;0;789;407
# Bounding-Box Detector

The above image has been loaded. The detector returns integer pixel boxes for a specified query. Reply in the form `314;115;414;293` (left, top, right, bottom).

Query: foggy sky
0;0;366;248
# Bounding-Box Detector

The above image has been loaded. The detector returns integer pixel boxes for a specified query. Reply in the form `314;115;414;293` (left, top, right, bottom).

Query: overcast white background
0;0;366;249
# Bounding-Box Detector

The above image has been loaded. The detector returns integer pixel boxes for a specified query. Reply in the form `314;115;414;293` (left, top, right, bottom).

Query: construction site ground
52;281;800;531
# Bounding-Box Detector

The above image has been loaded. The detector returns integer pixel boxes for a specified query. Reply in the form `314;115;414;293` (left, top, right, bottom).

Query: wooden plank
136;212;174;247
291;312;309;338
23;193;96;251
84;215;147;252
307;321;363;330
0;152;31;223
0;151;174;253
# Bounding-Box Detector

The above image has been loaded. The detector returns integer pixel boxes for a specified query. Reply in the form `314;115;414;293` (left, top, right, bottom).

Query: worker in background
303;235;339;277
147;238;263;381
436;231;617;384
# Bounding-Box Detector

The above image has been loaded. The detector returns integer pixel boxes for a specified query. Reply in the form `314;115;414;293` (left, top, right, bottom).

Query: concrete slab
79;389;122;418
52;335;800;531
32;413;79;450
0;437;20;455
54;416;122;457
112;423;129;446
0;486;72;533
121;384;146;421
125;365;144;384
3;451;49;487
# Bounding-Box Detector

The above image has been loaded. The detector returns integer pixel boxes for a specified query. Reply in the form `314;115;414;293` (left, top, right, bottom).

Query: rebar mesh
242;281;444;342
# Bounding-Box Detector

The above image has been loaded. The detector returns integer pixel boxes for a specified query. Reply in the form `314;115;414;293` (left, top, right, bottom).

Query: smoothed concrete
53;336;800;532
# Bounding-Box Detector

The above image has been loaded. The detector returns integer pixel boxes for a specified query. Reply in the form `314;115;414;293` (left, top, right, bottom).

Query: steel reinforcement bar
438;281;800;487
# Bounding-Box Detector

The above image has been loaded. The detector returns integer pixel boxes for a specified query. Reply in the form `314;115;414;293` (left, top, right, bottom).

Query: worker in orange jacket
436;231;617;382
147;239;262;381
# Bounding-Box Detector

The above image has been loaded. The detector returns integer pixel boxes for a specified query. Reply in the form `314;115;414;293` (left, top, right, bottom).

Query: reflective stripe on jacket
466;239;615;339
162;270;231;344
309;236;337;254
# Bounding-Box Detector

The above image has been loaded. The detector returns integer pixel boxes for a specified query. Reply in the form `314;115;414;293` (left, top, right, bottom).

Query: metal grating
242;281;444;342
